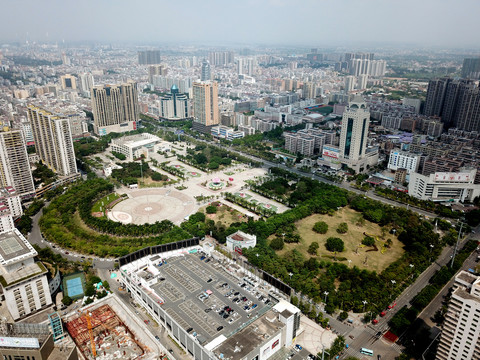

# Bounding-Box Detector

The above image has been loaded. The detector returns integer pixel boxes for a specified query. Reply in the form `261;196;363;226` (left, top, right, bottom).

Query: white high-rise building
237;58;243;75
339;95;377;172
27;105;78;176
436;271;480;360
357;74;369;90
344;76;356;92
78;73;94;97
0;130;35;199
201;59;211;81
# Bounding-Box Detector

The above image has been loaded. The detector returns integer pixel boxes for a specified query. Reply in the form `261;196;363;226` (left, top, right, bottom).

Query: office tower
148;64;167;83
456;87;480;132
91;81;139;136
0;130;35;199
159;84;189;120
27;105;77;176
436;270;480;360
461;57;480;79
339;95;370;171
201;59;211;81
60;74;77;90
138;50;161;65
192;81;219;133
357;74;368;90
0;229;52;320
344;76;356;92
77;73;94;97
237;58;243;75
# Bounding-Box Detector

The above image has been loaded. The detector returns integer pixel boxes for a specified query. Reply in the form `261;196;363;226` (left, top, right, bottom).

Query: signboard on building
0;337;40;349
322;146;339;159
434;172;471;183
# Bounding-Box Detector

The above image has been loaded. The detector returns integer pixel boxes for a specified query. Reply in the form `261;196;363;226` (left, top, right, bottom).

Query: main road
174;131;438;219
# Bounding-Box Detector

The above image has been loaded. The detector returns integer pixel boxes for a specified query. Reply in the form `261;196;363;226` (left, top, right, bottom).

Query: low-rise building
226;230;257;254
0;322;77;360
211;125;245;141
408;168;480;202
109;133;161;161
388;151;421;173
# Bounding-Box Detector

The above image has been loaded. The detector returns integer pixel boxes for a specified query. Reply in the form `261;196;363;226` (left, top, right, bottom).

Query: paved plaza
107;159;288;225
108;188;195;225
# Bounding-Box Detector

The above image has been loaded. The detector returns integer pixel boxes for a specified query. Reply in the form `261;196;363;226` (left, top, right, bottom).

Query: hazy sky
2;0;480;48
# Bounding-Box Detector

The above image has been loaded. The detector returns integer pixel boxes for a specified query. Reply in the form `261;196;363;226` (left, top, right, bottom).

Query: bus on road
360;348;374;356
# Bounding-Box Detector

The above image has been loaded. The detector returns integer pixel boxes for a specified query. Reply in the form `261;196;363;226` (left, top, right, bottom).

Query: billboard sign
434;172;471;183
322;146;339;159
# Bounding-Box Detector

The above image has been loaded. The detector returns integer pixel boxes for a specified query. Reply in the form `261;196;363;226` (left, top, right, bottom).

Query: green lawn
91;193;121;213
277;207;405;273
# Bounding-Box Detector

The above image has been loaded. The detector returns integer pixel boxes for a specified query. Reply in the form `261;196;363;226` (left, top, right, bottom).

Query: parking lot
150;253;272;343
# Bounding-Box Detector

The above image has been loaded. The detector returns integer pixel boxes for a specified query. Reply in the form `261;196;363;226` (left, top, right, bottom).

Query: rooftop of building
110;133;160;147
228;231;256;242
121;250;276;345
0;262;47;288
0;323;51;349
0;229;37;266
212;308;284;360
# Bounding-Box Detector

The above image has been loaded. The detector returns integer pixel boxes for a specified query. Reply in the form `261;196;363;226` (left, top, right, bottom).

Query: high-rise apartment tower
27;105;77;176
91;81;139;136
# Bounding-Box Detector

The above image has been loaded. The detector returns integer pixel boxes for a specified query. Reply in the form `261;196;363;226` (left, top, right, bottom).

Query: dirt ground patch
200;203;248;227
277;207;405;273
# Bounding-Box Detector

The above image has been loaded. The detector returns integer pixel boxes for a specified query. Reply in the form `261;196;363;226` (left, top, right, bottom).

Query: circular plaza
108;188;195;225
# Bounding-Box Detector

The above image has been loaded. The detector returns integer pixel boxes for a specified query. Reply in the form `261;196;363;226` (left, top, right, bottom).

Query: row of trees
39;179;192;256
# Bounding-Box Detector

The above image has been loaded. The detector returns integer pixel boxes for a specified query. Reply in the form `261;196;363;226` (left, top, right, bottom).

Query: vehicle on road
372;319;378;324
360;348;374;356
295;344;302;352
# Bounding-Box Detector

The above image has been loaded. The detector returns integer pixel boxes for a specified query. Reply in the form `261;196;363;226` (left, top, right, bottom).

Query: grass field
200;203;248;227
91;193;121;213
277;207;405;273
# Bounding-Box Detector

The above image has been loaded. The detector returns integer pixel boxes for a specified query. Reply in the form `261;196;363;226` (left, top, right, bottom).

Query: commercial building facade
408;169;480;202
109;133;161;161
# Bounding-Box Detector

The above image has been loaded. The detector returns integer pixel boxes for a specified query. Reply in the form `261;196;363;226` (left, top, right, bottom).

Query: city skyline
1;0;480;48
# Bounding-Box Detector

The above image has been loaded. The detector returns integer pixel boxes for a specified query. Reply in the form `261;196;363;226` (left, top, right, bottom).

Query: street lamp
323;291;329;303
289;272;293;279
362;300;368;313
347;259;352;267
321;345;330;360
451;222;464;269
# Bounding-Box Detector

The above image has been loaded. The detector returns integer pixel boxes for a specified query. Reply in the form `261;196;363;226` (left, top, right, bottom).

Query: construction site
65;304;148;360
